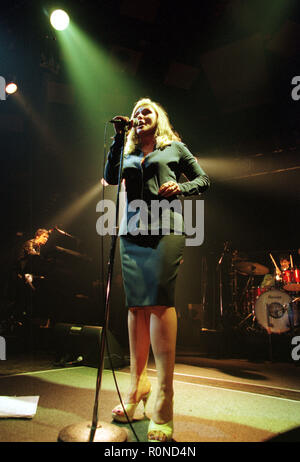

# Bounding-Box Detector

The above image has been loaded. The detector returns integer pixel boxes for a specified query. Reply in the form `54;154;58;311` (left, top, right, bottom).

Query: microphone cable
98;122;141;443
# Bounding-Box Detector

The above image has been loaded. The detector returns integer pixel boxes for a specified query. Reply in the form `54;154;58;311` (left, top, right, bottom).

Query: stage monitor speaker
53;323;127;369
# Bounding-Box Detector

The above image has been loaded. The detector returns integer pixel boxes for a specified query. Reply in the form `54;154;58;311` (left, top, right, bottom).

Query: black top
17;239;42;273
104;134;210;235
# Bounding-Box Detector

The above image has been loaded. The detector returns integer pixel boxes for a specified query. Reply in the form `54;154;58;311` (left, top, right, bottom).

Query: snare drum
250;287;268;299
282;268;300;292
254;288;299;333
243;287;268;313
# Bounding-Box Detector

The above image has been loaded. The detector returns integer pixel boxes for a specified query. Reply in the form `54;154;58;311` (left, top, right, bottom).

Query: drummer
278;255;290;273
261;254;290;289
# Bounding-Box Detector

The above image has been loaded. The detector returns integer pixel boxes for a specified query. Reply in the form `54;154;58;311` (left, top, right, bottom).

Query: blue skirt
119;234;185;308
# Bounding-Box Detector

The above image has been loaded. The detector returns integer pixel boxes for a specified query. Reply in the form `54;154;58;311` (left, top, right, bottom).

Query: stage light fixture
5;82;18;95
50;9;70;31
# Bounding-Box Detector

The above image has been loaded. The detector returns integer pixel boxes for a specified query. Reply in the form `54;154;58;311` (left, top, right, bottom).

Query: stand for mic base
58;421;127;443
57;127;128;443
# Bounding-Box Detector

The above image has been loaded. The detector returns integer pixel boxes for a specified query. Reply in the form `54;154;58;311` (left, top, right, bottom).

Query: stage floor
0;351;300;443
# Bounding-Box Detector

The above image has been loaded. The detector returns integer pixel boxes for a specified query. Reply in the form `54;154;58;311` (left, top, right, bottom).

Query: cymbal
235;261;269;276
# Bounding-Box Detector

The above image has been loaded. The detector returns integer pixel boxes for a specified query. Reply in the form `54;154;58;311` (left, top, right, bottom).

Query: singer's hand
158;181;181;198
111;116;131;134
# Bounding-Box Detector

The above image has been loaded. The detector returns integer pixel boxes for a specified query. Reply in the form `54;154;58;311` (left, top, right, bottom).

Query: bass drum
254;288;298;333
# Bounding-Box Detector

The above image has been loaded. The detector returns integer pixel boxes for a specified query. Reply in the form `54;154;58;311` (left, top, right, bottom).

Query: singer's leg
149;306;177;423
127;307;152;402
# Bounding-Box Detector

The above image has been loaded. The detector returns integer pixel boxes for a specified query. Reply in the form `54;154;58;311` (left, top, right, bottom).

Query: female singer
104;97;210;442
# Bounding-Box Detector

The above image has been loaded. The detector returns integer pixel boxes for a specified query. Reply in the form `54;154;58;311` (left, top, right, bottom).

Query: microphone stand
58;127;128;443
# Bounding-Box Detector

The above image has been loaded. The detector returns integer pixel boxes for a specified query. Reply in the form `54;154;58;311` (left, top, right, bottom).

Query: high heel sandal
147;419;173;442
112;388;152;423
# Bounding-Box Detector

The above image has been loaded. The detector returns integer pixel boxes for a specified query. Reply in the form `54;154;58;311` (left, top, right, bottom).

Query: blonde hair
124;98;181;155
35;228;49;238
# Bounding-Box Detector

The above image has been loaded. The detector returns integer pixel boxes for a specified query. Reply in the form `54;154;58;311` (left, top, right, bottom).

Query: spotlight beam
47;182;102;230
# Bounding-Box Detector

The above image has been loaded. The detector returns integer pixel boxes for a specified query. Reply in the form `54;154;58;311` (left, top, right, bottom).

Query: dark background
1;0;300;336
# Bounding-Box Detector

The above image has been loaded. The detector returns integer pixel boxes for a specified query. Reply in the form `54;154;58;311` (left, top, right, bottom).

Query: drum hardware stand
57;124;128;443
200;256;209;329
287;296;299;336
238;274;255;328
216;241;230;326
242;275;254;303
287;302;295;336
229;267;239;313
267;333;273;362
266;306;274;362
266;301;293;363
238;310;256;329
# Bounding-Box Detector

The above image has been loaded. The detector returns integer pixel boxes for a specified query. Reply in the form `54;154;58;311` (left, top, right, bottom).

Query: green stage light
53;19;145;177
50;9;70;31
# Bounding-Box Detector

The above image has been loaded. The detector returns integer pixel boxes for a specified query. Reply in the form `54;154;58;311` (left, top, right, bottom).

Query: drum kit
233;253;300;335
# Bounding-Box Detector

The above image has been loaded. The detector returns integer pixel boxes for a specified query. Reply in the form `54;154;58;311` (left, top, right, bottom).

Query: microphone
54;226;77;239
109;117;139;128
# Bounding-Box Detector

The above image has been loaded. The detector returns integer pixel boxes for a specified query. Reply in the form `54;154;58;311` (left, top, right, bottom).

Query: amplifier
53;323;126;369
